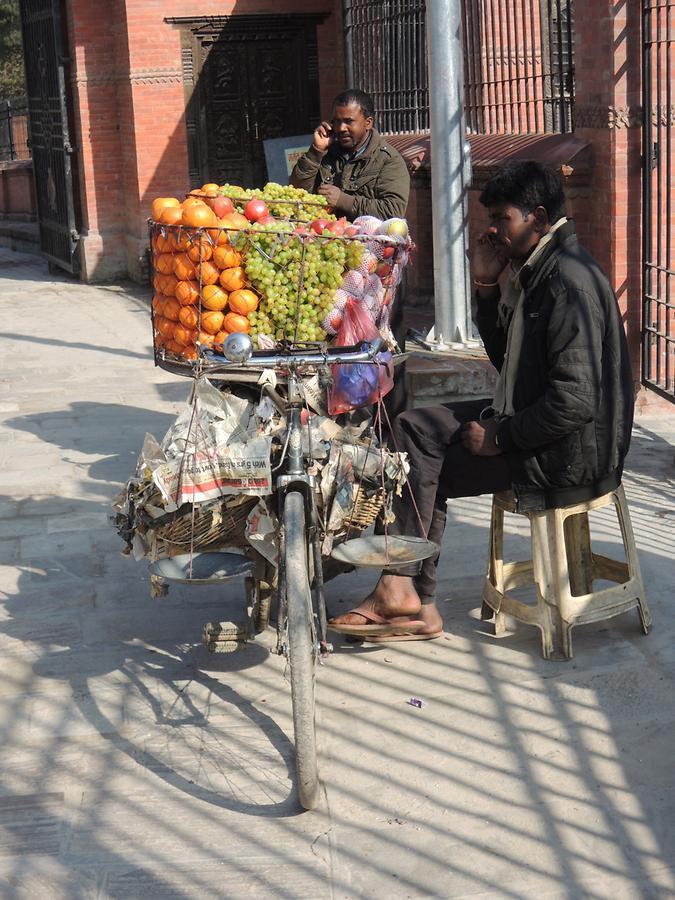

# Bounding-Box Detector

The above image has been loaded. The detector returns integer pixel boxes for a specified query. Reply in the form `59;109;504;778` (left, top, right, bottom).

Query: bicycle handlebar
201;337;385;370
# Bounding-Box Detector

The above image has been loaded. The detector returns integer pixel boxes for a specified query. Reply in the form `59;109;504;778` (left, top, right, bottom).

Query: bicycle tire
283;490;319;810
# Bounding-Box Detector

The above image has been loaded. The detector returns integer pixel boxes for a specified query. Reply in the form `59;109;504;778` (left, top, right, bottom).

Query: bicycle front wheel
283;490;319;810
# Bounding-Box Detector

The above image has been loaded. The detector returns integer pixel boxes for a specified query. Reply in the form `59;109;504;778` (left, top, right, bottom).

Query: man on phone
290;89;410;221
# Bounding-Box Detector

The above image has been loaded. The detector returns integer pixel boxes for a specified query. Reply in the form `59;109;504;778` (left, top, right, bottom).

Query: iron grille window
346;0;574;135
348;0;428;134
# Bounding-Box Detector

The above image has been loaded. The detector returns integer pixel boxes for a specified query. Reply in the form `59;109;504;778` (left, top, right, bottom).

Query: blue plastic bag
328;299;393;415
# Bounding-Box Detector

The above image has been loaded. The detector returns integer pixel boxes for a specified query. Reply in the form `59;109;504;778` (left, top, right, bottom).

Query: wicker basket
342;487;385;532
146;495;258;557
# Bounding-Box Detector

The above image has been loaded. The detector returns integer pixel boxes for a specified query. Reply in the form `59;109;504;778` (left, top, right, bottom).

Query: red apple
375;261;393;278
257;213;276;225
244;198;269;222
213;195;235;218
326;216;348;236
381;245;396;259
344;224;360;237
310;217;331;235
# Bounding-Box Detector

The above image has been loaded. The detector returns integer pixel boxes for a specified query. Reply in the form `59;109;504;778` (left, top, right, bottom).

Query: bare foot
329;574;423;626
415;602;444;635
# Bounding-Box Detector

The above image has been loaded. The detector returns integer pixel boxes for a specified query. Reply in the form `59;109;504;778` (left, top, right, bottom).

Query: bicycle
200;332;388;810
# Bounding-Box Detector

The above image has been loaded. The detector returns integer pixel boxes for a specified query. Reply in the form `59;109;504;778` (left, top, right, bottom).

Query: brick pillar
66;0;189;282
66;0;128;280
573;1;643;385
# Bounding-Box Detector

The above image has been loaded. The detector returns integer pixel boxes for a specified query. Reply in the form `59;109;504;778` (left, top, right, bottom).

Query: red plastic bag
328;299;394;415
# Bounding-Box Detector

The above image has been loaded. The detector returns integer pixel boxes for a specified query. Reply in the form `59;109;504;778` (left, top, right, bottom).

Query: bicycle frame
274;370;329;656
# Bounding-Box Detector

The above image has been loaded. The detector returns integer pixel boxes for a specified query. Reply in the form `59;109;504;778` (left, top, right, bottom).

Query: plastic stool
480;484;651;659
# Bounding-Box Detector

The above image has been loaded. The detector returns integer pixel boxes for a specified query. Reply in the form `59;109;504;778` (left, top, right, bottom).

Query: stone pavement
1;246;674;899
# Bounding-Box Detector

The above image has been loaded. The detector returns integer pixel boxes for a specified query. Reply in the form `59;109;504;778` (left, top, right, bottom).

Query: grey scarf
492;217;568;417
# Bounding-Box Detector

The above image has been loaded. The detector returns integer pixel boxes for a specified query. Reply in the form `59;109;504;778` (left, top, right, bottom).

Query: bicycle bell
222;332;252;364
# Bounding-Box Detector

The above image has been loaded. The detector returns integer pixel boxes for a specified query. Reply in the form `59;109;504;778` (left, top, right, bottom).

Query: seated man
290;88;410;221
329;160;635;640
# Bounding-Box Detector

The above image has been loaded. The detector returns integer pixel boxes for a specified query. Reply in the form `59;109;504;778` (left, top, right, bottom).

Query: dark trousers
387;399;512;601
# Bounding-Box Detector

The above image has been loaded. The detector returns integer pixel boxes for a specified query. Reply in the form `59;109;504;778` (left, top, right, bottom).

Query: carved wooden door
182;15;322;190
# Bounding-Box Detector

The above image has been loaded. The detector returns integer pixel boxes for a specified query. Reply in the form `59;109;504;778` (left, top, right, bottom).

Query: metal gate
642;0;675;401
18;0;79;273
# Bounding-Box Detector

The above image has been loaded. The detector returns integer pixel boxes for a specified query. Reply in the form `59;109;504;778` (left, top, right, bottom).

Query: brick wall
573;0;644;386
65;0;343;282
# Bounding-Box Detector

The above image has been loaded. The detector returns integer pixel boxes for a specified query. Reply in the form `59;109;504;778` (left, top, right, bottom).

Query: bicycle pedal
202;620;250;651
206;639;244;654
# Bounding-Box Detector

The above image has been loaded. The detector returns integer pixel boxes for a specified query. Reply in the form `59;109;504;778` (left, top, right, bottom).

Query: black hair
479;160;566;223
332;89;375;120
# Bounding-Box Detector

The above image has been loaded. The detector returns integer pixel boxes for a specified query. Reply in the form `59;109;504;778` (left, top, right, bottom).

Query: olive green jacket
289;129;410;221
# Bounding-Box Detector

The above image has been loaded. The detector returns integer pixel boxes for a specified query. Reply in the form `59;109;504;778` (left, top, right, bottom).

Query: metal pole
426;0;473;346
342;0;355;89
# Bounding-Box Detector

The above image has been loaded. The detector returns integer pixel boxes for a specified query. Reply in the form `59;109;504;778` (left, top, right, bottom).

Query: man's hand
460;420;501;456
312;121;333;153
467;232;509;286
318;183;341;206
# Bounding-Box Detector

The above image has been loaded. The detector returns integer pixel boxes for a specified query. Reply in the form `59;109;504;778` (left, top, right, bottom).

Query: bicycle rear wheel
283;490;319;810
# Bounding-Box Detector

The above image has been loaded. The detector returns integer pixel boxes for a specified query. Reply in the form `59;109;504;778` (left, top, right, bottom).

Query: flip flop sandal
328;604;425;636
360;630;444;643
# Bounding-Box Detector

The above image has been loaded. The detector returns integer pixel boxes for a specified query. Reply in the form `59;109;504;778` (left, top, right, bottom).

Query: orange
181;346;199;360
151;197;181;221
178;305;200;329
175;280;200;306
219;266;246;292
221;212;249;231
154;252;175;276
214;330;227;345
228;288;259;315
158;205;184;226
201;182;220;195
213;246;242;269
173;324;197;346
163;298;181;322
173;252;197;281
157;317;176;339
152;274;163;293
197;260;221;286
181;202;217;229
165;339;185;354
200;310;225;335
222;312;251;334
152;293;168;316
153;330;165;348
201;284;228;311
207;218;231;246
183;195;205;207
197;330;216;348
152;232;172;254
186;241;213;263
167;228;192;252
160;274;179;297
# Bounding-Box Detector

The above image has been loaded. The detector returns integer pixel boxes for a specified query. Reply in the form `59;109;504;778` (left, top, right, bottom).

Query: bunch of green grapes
260;182;334;223
217;183;255;212
345;240;365;270
242;227;348;342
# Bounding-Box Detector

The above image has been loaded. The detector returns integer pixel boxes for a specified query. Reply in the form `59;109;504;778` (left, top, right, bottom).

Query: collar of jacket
519;219;577;290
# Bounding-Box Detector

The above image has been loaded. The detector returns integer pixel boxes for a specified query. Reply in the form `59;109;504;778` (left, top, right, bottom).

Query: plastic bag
328;299;394;415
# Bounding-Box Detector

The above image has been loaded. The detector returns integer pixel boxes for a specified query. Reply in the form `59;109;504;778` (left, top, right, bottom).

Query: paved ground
1;246;674;899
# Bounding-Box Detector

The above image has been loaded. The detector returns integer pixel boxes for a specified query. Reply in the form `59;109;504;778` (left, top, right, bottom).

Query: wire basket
148;202;410;377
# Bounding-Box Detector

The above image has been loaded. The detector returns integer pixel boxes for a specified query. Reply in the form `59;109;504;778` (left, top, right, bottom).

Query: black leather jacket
475;220;634;511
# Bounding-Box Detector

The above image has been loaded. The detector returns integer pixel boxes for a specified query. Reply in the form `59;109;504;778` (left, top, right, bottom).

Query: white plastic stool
480;484;651;659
